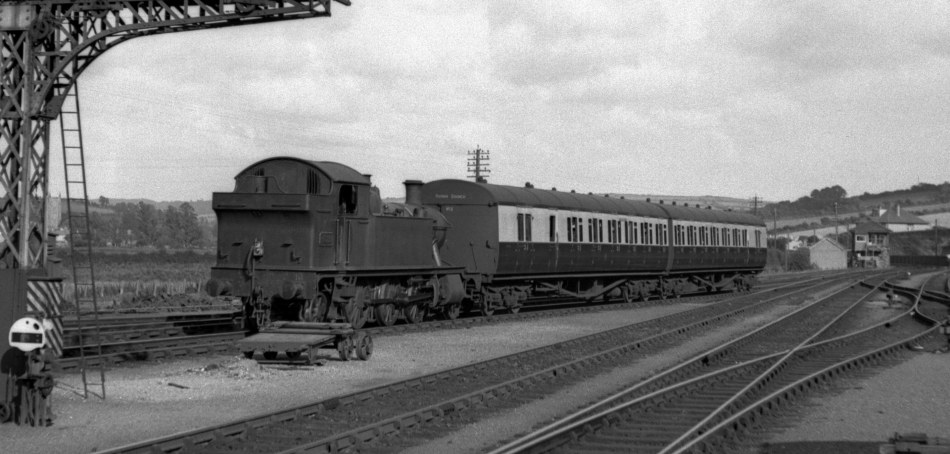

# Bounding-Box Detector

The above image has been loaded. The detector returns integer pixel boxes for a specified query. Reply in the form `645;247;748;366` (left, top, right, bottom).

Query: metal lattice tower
0;0;349;405
2;0;348;270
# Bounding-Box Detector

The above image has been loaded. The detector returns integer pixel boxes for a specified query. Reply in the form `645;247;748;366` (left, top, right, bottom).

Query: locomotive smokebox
404;180;424;206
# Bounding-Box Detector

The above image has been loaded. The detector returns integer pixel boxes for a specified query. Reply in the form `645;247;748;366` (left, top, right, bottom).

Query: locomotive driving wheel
374;303;397;326
442;303;461;320
0;402;11;423
344;288;372;329
299;293;329;323
402;304;425;324
479;300;494;317
621;286;634;304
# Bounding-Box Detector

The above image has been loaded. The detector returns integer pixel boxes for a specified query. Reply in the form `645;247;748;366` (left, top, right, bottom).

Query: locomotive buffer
237;322;372;365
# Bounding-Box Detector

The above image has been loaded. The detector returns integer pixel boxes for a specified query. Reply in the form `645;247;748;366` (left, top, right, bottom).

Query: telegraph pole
834;202;839;240
467;146;490;183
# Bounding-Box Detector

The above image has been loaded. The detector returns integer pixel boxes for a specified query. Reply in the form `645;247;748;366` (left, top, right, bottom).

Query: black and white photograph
1;1;949;453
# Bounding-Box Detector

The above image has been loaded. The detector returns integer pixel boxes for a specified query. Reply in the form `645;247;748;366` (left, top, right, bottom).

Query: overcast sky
49;0;950;203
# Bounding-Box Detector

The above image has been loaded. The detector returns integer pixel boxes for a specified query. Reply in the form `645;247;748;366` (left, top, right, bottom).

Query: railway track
55;273;844;370
54;267;877;371
97;271;878;453
490;274;944;454
58;310;244;371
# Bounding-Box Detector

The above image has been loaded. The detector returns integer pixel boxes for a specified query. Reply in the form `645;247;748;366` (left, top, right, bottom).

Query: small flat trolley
236;322;372;364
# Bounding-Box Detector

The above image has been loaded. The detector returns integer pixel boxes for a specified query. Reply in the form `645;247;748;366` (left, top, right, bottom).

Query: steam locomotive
205;157;767;328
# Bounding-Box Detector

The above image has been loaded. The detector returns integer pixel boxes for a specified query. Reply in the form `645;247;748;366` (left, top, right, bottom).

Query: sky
48;0;950;203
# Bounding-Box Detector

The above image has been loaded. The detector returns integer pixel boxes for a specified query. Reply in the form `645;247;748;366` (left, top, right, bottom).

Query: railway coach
420;180;767;315
206;157;767;328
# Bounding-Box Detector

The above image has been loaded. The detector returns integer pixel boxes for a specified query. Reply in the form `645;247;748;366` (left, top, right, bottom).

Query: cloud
49;0;950;203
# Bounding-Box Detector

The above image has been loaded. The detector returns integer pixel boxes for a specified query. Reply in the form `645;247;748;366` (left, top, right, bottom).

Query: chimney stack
404;180;423;206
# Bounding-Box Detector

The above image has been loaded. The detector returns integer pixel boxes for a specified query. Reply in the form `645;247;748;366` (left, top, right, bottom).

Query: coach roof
422;180;764;226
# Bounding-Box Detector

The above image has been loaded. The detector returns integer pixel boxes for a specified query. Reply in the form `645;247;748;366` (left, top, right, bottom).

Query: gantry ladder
58;82;106;400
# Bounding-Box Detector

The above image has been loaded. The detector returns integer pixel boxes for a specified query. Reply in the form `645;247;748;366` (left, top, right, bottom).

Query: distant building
809;238;848;270
870;204;929;232
851;220;891;268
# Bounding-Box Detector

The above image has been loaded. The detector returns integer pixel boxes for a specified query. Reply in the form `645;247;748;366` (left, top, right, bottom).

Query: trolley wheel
509;305;521;314
355;333;373;361
286;350;301;359
443;304;461;320
337;337;354;361
242;351;255;360
263;351;278;361
403;304;425;324
375;303;397;327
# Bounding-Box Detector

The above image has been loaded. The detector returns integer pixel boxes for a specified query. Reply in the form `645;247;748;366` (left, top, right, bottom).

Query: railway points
27;273;860;453
2;269;948;453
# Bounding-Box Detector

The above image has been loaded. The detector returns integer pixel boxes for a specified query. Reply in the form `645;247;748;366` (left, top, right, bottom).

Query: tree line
78;199;214;249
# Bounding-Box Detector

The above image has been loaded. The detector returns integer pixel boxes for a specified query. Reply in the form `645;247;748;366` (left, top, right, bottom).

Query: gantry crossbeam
0;0;346;269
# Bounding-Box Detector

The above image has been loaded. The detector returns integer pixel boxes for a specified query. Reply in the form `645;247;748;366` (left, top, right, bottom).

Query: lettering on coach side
434;194;467;199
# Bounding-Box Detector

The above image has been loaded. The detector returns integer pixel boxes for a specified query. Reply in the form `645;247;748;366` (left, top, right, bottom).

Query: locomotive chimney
404;180;424;206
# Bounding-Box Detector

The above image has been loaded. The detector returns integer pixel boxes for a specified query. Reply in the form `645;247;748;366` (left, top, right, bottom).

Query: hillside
889;228;950;256
768;182;950;234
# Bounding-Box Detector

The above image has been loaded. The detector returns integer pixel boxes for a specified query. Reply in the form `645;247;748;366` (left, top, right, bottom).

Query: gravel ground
758;349;950;444
751;271;950;453
0;302;704;454
3;275;944;454
402;306;798;454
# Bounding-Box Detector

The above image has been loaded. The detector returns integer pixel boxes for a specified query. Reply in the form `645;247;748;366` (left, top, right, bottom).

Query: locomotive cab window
339;184;358;214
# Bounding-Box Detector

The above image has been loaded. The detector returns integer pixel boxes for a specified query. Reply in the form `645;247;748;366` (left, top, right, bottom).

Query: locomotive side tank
206;157;465;329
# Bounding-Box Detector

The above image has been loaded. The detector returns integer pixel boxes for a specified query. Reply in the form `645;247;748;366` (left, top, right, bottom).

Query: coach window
517;214;525;241
517;213;533;242
526;214;533;241
549;216;557;242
